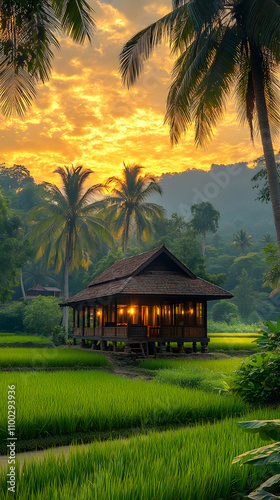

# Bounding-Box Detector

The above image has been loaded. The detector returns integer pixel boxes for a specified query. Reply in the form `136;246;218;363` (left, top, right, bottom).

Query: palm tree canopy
103;163;165;253
0;0;95;116
190;202;220;234
31;165;112;273
233;228;253;252
120;0;280;146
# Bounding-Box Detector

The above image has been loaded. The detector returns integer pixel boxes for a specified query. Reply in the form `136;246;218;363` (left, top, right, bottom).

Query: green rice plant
155;367;224;391
140;357;243;373
0;371;248;444
209;337;257;351
1;408;278;500
0;336;53;346
210;332;260;338
0;348;111;368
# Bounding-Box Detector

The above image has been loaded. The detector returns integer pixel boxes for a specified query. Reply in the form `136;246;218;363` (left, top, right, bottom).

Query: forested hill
152;163;275;239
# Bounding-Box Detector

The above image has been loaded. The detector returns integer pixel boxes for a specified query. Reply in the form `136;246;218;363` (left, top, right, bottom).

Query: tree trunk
123;212;130;257
20;269;26;300
62;253;70;339
251;44;280;257
202;230;206;256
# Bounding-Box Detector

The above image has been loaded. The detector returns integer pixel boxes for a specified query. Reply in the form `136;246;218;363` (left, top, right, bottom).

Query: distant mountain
151;163;276;239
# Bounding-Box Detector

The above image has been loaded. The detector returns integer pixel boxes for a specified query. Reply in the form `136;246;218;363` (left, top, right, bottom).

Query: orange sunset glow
0;0;266;185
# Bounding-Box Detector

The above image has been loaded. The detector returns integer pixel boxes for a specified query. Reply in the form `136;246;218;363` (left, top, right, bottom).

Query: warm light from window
129;308;134;314
190;308;194;315
120;308;123;314
97;310;101;316
157;307;160;315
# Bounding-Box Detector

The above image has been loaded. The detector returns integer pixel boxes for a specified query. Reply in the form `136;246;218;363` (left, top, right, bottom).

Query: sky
0;0;267;185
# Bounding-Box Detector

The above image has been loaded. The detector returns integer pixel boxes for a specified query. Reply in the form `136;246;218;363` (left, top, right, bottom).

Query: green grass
1;407;278;500
0;348;111;368
0;371;248;445
0;335;54;345
139;357;243;372
209;337;257;351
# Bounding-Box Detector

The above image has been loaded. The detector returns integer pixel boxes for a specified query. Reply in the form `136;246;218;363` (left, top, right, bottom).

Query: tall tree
190;202;220;256
31;166;112;333
0;192;32;301
233;229;253;254
120;0;280;256
103;164;164;256
0;0;95;116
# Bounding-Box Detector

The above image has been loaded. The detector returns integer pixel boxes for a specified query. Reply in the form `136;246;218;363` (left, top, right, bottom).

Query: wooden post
101;305;104;336
177;342;183;353
192;342;197;353
160;303;163;338
87;307;90;327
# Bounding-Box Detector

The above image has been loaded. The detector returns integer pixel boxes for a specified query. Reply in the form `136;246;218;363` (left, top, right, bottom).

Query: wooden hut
60;245;233;355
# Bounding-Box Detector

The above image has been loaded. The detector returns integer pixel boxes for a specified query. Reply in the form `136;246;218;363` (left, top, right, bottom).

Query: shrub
211;301;239;323
0;302;25;332
23;296;62;336
253;316;280;351
225;352;280;406
51;325;66;345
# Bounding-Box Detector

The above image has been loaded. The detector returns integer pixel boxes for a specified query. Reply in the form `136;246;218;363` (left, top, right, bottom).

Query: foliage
211;301;239;323
262;243;280;294
251;161;280;204
234;420;280;500
103;163;164;256
207;321;260;333
225;352;280;406
0;348;110;368
23;296;62;336
51;325;67;346
0;301;25;331
0;192;33;301
233;269;262;318
253;316;280;351
1;409;278;499
0;371;247;443
0;0;95;116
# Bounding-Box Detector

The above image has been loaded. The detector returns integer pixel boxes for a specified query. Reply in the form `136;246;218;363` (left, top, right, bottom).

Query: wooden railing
74;325;206;339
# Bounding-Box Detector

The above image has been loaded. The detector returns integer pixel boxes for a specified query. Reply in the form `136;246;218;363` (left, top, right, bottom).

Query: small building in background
61;245;233;355
20;284;62;301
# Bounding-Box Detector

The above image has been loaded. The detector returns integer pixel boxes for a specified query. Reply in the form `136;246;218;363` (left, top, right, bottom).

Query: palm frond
52;0;95;43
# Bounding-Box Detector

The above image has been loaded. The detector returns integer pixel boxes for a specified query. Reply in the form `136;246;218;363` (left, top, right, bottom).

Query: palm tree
120;0;280;256
31;166;112;333
233;229;253;254
260;233;275;245
103;164;164;256
0;0;95;116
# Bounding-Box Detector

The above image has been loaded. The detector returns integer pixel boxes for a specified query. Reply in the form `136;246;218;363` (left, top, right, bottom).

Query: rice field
0;348;111;368
0;371;248;444
140;357;243;372
0;336;54;347
210;332;259;337
208;337;257;351
1;407;277;500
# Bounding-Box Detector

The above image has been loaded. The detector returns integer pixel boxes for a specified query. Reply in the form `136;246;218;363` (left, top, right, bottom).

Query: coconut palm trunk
251;45;280;257
202;231;206;257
